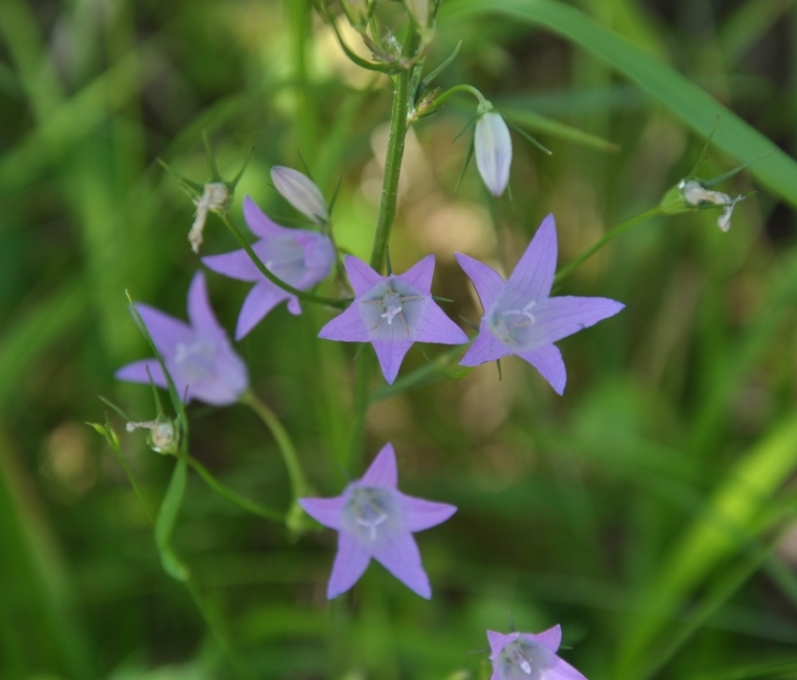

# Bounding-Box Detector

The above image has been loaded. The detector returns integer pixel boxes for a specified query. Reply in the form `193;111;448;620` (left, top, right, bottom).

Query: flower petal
413;301;469;345
135;304;192;356
343;255;383;297
475;111;512;196
528;624;562;653
299;495;347;530
398;254;435;293
243;195;288;239
318;305;370;342
327;531;372;599
236;282;292;340
202;248;262;283
455;253;506;312
371;530;431;599
371;338;414;384
517;344;567;395
187;271;221;335
487;630;516;657
398;493;456;532
458;325;511;367
529;295;625;346
505;214;557;303
359;443;398;488
115;359;167;388
540;657;588;680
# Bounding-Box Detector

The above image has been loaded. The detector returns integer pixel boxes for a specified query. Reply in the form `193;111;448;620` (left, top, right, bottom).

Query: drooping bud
474;102;512;196
126;420;178;454
188;182;230;254
403;0;430;26
270;166;329;224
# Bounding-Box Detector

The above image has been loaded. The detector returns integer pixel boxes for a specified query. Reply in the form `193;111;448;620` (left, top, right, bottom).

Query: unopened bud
475;103;512;197
271;166;328;224
126;420;178;454
189;182;230;254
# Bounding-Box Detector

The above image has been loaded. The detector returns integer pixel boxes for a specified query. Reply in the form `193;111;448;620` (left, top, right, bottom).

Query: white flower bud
475;107;512;197
189;182;229;254
270;166;328;224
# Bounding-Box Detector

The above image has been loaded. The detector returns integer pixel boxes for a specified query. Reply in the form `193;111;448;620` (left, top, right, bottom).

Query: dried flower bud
270;166;328;224
660;179;745;232
126;420;178;454
189;182;230;254
475;104;512;196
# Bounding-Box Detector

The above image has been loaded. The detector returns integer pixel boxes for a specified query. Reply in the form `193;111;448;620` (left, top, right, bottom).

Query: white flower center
347;487;395;542
489;300;537;346
360;279;425;339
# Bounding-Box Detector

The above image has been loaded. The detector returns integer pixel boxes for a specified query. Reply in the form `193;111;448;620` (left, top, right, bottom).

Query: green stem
369;28;422;272
241;390;310;500
553;206;663;285
425;83;486;113
217;212;349;308
346;352;372;469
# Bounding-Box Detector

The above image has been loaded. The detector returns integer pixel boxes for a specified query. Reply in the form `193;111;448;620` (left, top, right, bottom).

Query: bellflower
488;626;588;680
270;166;329;224
202;196;335;339
318;254;468;384
116;271;248;406
475;102;512;196
299;443;456;599
456;214;624;394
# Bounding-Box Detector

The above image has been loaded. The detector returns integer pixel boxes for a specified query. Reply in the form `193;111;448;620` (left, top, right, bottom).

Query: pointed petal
115;359;167;388
299;495;347;530
372;530;431;599
487;630;515;656
505;214;557;302
199;341;249;405
318;306;370;342
530;296;624;346
529;624;562;653
455;253;506;312
327;531;371;599
541;657;588;680
343;255;383;297
517;344;567;395
243;195;287;238
398;255;435;293
459;326;511;367
413;301;469;345
371;338;414;384
397;493;456;532
236;282;291;339
359;443;398;488
202;248;262;283
287;296;302;315
134;303;192;356
187;271;221;334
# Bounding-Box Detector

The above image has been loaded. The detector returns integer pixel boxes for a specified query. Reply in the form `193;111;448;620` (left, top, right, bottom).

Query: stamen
519;658;532;675
356;512;387;540
381;304;403;325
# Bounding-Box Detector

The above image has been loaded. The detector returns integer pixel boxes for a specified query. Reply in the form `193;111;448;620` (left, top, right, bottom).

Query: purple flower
488;626;588;680
456;214;624;395
116;271;248;406
318;255;468;383
299;443;456;599
202;196;335;339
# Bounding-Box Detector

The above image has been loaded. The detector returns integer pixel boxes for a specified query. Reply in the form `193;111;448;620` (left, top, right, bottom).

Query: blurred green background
2;0;797;678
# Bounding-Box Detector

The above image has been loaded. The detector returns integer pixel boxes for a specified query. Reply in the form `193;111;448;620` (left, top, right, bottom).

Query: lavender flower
116;271;248;406
202;196;335;339
488;626;588;680
299;443;456;599
475;103;512;196
318;254;468;384
456;215;624;394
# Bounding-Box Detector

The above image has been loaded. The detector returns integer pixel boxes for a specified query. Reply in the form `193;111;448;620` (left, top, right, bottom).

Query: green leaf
442;0;797;208
155;458;190;582
501;107;618;153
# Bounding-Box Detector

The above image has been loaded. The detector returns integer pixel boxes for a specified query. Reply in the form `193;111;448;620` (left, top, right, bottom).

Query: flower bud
660;179;744;232
189;182;230;254
126;420;178;454
270;166;328;224
474;103;512;197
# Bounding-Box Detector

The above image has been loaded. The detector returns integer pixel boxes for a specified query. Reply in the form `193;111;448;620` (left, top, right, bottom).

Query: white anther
519;659;532;675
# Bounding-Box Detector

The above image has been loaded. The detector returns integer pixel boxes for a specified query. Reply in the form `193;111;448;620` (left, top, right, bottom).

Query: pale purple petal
505;214;557;303
202;248;262;283
371;338;414;384
327;531;371;598
359;443;398;488
115;359;167;388
287;297;302;315
187;271;220;335
318;305;370;342
236;282;292;339
528;625;562;653
529;296;624;346
475;111;512;196
459;326;512;367
203;340;249;405
397;493;456;532
371;530;431;599
398;254;435;293
299;496;347;530
135;304;192;356
517;344;567;395
243;195;288;239
455;253;506;311
343;255;382;297
413;301;468;345
541;657;589;680
487;631;517;656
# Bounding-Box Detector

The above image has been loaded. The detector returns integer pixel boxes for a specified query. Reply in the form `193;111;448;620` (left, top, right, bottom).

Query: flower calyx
126;418;179;455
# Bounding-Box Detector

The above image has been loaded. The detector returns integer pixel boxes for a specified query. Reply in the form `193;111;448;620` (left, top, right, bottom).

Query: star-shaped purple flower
456;214;624;394
317;255;468;383
488;626;588;680
299;443;456;599
202;196;335;339
116;271;249;406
